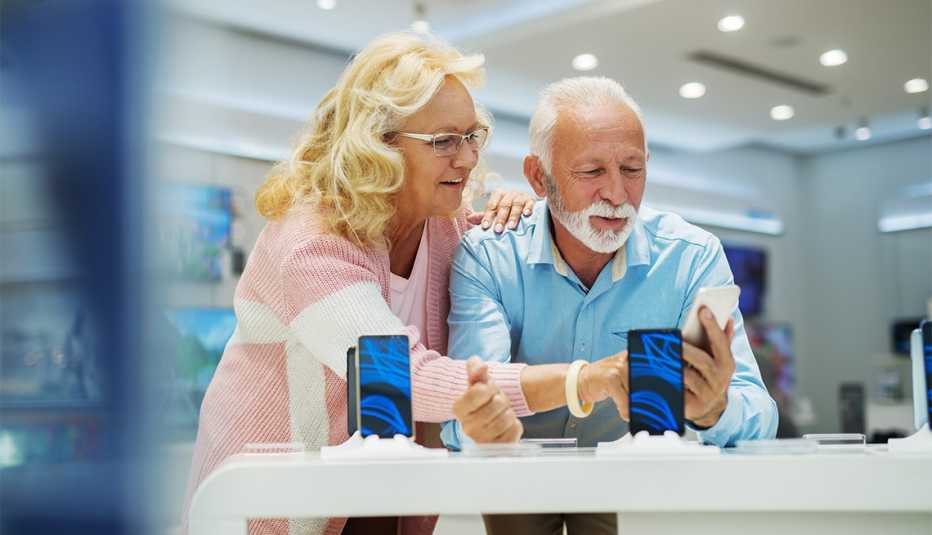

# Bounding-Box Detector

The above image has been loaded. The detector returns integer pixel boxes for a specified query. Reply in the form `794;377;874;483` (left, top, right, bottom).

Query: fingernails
508;221;517;229
523;209;531;216
482;220;490;229
701;308;712;320
494;223;504;233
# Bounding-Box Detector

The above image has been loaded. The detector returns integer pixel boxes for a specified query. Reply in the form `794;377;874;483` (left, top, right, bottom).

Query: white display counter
189;447;932;535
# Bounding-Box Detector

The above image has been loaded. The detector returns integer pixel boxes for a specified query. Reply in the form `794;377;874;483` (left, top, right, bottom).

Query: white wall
798;136;932;433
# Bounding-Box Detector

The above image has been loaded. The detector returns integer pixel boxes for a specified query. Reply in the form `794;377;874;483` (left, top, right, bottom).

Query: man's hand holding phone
682;306;737;427
453;357;523;444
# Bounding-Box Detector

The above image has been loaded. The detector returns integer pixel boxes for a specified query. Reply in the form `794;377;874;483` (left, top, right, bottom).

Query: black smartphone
346;346;358;437
922;321;932;427
357;334;414;439
628;328;684;435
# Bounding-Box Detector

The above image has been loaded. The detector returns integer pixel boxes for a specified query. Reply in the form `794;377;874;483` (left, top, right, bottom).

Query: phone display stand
888;328;932;454
320;431;449;461
596;430;720;457
887;424;932;455
909;328;928;431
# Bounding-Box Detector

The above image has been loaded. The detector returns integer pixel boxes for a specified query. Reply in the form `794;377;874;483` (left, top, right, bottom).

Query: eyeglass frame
393;126;491;157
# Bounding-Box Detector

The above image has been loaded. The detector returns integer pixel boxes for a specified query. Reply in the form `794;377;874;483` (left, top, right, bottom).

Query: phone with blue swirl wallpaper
628;329;684;435
357;335;413;439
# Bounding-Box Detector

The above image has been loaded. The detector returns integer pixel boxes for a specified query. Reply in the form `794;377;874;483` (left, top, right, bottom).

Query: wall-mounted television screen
722;243;767;318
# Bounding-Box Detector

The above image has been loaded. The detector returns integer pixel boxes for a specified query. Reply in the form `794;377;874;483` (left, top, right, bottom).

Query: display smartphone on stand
922;321;932;430
628;329;684;435
346;347;358;436
356;334;414;439
681;285;741;347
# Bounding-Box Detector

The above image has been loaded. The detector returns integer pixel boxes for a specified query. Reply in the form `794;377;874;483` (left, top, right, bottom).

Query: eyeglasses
395;127;490;157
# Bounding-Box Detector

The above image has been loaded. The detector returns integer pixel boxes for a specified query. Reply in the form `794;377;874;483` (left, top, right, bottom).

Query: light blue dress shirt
441;200;778;449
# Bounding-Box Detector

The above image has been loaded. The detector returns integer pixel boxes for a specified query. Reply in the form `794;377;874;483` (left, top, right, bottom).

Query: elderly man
441;76;778;535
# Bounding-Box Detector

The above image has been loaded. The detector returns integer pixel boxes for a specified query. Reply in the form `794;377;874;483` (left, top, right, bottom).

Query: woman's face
394;77;481;223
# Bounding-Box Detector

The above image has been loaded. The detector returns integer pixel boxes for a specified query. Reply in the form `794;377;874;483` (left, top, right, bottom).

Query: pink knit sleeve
282;236;532;423
406;326;532;422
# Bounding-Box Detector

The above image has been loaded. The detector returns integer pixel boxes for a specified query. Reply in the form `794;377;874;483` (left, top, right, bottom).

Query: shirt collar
528;201;652;283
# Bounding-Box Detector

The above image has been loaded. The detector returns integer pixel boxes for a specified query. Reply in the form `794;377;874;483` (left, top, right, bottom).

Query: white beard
546;176;638;254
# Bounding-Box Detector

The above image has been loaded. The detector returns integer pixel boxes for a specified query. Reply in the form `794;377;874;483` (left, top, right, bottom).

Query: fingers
465;356;489;386
459;390;519;443
452;381;497;417
490;418;523;444
465;211;484;225
504;198;525;230
684;390;703;421
482;190;534;232
480;190;504;229
684;365;713;398
492;192;517;232
590;352;629;420
522;197;535;217
724;318;735;340
681;342;716;384
611;391;630;421
698;306;732;362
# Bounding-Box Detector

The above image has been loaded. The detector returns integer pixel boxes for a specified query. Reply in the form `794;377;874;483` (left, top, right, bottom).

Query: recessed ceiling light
854;126;871;141
920;107;931;130
904;78;929;94
770;105;795;121
819;49;847;67
411;19;431;34
317;0;336;10
679;82;706;99
572;53;599;71
717;15;745;32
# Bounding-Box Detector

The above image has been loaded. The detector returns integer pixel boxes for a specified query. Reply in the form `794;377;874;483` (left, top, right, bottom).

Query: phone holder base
596;430;720;457
887;424;932;455
320;431;449;461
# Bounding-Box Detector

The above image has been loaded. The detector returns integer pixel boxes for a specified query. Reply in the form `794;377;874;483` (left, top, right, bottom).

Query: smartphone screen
628;329;684;435
357;334;413;438
346;347;358;437
922;321;932;427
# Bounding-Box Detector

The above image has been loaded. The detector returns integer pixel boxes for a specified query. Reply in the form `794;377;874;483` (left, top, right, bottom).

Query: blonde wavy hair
255;31;491;246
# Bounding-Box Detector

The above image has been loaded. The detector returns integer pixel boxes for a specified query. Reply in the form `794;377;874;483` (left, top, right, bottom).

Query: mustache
579;201;637;219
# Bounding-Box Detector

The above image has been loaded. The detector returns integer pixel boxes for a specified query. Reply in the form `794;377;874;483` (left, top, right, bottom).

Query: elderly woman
182;30;637;535
181;32;538;535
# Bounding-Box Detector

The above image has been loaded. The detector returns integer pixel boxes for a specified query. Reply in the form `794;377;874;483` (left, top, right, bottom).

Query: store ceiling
168;0;932;154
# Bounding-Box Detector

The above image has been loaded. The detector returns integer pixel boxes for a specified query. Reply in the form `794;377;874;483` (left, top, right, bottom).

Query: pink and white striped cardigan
182;207;532;535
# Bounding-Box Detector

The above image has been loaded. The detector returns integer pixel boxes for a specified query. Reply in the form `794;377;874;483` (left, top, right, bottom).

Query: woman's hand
466;189;536;232
453;357;523;443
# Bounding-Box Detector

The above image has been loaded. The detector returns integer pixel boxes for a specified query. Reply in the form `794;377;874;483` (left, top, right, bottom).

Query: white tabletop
189;446;932;531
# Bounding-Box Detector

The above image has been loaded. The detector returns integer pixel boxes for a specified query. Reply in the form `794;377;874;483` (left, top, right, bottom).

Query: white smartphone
681;285;741;347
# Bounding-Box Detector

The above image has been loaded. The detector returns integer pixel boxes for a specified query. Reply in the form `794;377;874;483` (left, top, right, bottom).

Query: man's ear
524;155;549;198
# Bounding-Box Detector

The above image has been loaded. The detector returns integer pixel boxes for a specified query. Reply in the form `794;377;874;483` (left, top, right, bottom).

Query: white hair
528;76;646;174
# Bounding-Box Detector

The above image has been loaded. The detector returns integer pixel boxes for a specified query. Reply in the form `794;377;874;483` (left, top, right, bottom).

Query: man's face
545;103;647;253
